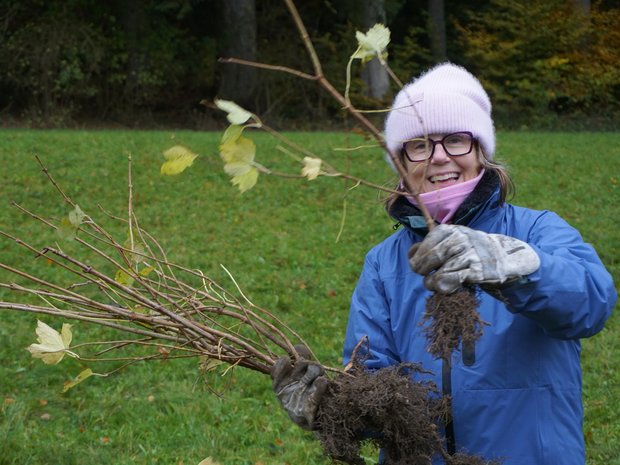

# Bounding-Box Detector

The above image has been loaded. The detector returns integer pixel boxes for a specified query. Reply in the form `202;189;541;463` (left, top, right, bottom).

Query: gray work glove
408;224;541;294
271;346;328;431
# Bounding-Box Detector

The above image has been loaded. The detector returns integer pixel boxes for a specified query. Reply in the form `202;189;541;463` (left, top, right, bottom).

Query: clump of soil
422;287;484;361
314;361;500;465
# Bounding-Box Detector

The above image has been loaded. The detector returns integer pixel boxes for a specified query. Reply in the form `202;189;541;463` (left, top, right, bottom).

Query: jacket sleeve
493;211;617;339
343;253;400;370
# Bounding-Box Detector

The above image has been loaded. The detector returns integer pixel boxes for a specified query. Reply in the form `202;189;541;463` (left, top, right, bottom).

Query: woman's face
403;133;483;193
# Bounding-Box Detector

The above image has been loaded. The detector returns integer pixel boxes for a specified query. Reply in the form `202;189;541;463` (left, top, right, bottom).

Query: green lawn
0;129;618;465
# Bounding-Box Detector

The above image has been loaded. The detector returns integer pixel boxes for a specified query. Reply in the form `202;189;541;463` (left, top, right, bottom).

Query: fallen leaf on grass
197;458;221;465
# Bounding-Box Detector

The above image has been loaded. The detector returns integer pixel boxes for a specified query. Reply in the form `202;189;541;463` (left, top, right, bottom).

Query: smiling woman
270;63;618;465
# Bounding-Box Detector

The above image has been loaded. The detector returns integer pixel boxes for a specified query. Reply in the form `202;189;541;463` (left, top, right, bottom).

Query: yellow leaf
26;320;73;365
214;99;253;125
115;269;134;287
219;134;259;193
220;135;255;164
230;167;259;193
139;266;155;277
353;24;390;63
223;161;253;177
221;124;244;146
62;368;94;393
301;157;322;180
161;145;198;176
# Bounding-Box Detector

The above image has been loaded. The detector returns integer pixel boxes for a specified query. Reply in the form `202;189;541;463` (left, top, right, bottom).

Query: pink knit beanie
384;63;495;159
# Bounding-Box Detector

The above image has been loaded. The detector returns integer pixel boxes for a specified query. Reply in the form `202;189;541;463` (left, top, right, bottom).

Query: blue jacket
343;178;617;465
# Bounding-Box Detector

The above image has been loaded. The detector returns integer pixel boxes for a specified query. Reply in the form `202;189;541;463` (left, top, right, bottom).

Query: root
422;288;484;361
314;361;500;465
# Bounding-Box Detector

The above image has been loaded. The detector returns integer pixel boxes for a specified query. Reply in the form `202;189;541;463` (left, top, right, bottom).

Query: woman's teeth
429;173;459;183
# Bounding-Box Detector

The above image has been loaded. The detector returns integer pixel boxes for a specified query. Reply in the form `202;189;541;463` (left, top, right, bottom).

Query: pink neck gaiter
406;169;485;224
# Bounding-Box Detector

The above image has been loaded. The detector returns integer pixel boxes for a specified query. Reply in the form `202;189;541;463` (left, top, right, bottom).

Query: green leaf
68;204;85;227
161;145;198;176
122;236;146;265
353;24;390;63
115;269;134;287
62;368;94;393
57;205;86;240
57;217;77;241
214;99;253;125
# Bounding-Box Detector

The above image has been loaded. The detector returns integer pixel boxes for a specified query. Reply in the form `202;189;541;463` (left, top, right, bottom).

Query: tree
360;0;390;99
428;0;447;61
119;0;148;105
217;0;258;109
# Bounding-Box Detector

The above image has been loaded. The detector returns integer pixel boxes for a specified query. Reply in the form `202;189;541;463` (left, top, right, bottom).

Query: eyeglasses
402;132;475;162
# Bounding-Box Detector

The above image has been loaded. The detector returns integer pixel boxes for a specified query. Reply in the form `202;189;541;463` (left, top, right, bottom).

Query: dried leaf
215;99;253;125
301;157;322;180
197;458;222;465
353;24;390;63
26;320;73;365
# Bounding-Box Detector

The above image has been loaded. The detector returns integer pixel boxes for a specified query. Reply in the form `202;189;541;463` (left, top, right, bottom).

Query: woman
272;63;617;464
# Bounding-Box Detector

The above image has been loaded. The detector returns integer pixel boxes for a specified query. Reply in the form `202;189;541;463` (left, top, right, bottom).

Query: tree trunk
218;0;257;109
573;0;590;15
119;0;147;104
428;0;447;62
360;0;390;99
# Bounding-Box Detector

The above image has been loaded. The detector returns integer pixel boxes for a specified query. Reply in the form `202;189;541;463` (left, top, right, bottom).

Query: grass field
0;129;618;465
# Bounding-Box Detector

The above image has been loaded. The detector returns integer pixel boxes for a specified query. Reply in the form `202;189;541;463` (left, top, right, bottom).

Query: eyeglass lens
404;132;473;162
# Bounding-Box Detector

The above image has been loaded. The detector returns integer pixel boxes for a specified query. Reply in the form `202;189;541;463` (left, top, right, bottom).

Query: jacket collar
389;169;501;237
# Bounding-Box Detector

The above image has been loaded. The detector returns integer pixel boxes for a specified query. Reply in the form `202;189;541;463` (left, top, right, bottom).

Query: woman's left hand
408;224;541;294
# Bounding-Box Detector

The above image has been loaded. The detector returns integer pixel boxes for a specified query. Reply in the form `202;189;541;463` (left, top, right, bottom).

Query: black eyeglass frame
401;131;476;163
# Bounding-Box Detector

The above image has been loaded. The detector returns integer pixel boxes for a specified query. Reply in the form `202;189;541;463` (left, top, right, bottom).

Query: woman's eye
445;135;463;145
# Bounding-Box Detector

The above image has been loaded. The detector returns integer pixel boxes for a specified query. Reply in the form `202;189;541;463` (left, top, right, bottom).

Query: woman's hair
384;142;514;212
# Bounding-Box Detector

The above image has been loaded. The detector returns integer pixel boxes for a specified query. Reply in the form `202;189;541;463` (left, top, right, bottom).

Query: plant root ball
314;362;443;465
423;288;484;361
313;361;501;465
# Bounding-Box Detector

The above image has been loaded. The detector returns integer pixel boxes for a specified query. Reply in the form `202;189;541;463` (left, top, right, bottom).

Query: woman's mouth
428;172;460;184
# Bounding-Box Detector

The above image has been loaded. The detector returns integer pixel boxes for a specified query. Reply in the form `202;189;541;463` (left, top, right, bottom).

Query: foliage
0;129;619;464
455;0;620;129
0;0;107;124
1;0;618;129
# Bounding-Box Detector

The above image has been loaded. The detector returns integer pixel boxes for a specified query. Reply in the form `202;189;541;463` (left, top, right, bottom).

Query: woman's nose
430;144;450;163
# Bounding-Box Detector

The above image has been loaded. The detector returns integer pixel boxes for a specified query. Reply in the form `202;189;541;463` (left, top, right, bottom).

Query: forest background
1;0;619;131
